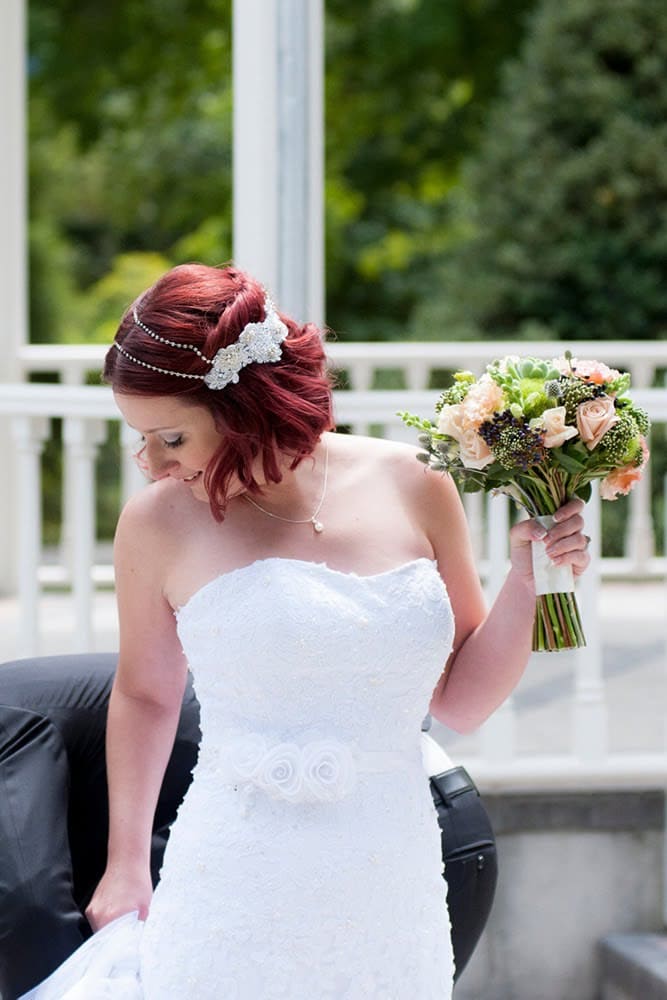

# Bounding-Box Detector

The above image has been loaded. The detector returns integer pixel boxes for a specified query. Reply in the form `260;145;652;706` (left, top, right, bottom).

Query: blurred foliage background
28;0;667;344
27;0;666;550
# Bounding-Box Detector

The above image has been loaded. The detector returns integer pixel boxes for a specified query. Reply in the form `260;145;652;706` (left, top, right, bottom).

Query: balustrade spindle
11;414;50;655
63;417;108;651
120;422;149;505
625;361;656;571
572;488;607;761
479;494;516;762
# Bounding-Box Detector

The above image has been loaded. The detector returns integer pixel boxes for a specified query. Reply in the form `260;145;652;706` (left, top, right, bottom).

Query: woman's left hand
509;497;591;587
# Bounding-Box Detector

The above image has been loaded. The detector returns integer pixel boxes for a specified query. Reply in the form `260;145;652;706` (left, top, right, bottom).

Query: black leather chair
0;654;496;999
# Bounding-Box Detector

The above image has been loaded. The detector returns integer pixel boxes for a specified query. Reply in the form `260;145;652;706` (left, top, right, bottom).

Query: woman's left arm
412;465;590;733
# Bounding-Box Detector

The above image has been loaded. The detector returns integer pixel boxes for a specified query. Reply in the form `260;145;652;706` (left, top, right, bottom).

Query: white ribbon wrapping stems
530;514;575;596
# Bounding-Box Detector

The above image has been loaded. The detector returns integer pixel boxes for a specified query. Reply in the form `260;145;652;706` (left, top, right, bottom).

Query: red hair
104;263;335;520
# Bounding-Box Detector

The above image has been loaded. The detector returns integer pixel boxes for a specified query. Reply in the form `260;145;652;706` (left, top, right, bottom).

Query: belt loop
430;766;478;804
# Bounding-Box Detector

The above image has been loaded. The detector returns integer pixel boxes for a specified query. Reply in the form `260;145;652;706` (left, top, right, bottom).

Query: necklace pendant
312;519;324;534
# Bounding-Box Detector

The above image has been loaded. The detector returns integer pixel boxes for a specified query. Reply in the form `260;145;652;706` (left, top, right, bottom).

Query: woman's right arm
86;491;188;931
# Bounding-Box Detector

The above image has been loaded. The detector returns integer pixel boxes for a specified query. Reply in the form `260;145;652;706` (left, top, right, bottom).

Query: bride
21;263;589;999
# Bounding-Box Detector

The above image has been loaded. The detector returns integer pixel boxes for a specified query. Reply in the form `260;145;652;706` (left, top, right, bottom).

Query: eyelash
134;435;184;451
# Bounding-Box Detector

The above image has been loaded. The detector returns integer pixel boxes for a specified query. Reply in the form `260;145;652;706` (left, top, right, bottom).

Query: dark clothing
0;654;200;1000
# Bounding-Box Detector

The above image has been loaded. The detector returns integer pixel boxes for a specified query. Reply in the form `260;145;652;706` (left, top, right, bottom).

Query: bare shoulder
329;431;425;477
113;481;192;696
330;432;460;531
114;478;196;574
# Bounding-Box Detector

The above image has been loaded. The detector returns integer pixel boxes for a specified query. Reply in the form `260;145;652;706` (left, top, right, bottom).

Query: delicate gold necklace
243;443;329;534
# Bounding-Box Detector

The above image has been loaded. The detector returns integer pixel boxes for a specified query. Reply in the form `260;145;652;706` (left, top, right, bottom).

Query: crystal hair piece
113;294;288;389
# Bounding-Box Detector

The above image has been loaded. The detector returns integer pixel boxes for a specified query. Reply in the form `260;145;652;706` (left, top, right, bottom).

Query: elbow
429;687;493;735
430;705;484;736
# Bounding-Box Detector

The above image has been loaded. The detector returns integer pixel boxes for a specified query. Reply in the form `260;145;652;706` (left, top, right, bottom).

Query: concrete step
599;934;667;1000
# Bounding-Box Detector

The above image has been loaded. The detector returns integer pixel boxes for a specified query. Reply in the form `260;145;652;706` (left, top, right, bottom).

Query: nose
139;442;178;481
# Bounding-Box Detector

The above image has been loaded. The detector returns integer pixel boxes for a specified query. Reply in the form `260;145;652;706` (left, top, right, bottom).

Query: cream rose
532;406;578;449
458;428;494;470
576;396;620;450
436;403;467;441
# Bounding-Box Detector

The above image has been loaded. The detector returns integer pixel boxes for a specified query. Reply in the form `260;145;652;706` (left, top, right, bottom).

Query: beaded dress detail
24;557;455;1000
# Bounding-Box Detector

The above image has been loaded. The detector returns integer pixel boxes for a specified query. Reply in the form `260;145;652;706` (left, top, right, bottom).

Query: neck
244;437;327;514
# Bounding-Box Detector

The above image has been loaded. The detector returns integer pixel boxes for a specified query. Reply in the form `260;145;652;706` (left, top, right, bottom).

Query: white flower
254;743;304;801
219;737;360;804
226;734;268;779
301;741;357;802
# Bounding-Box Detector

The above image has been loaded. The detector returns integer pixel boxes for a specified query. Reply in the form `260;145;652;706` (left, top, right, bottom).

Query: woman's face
114;393;226;501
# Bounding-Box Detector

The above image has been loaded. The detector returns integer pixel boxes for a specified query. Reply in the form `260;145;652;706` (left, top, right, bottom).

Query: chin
191;484;209;502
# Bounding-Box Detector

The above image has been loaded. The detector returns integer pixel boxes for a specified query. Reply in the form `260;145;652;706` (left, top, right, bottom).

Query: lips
183;471;202;483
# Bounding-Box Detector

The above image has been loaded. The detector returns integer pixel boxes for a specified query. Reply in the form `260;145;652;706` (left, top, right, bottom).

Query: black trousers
0;654;496;999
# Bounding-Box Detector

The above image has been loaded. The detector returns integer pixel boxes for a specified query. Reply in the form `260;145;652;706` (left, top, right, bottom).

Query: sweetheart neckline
175;556;441;619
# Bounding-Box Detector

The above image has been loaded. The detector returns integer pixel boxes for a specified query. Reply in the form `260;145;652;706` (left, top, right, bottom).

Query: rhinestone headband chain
113;293;288;390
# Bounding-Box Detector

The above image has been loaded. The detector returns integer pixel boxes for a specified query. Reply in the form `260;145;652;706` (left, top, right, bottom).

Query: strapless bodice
175;557;454;756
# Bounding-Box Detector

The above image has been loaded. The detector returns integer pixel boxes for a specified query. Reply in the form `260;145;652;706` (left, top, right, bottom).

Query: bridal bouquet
400;353;650;652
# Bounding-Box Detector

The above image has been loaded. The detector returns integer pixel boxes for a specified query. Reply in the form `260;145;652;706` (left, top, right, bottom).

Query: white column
463;492;484;563
63;417;108;652
233;0;324;325
120;421;149;503
485;492;510;604
573;486;607;760
479;494;516;761
0;0;27;594
625;360;655;569
12;415;50;656
60;367;89;581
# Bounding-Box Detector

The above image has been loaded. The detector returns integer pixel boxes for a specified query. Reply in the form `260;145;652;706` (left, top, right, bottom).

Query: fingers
552;496;585;520
542;500;590;576
508;498;592;581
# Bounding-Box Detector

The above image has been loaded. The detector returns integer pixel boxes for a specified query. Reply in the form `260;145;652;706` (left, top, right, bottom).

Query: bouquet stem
533;592;586;651
529;511;586;652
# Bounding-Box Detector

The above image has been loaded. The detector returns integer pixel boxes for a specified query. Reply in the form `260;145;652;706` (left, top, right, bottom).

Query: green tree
325;0;535;339
420;0;667;341
28;0;533;343
28;0;233;341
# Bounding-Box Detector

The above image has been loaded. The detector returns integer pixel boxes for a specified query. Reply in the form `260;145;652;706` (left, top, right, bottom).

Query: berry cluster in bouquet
400;352;650;652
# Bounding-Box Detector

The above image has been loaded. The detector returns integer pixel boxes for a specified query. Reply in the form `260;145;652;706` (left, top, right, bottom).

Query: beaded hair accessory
113;293;288;389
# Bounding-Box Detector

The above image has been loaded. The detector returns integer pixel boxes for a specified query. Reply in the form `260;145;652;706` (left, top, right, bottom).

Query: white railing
1;340;666;792
16;339;667;577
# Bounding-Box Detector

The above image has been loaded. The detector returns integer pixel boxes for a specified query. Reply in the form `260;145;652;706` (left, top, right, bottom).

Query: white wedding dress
22;557;455;1000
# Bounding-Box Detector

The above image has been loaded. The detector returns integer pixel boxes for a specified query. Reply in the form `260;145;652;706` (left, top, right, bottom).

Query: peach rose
531;406;578;448
552;357;621;384
576;396;620;450
462;374;504;426
458;428;494;470
571;359;621;385
437;403;467;440
599;437;650;500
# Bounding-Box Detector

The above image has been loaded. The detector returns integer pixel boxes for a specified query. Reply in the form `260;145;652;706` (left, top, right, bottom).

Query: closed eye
132;434;184;453
162;436;184;449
